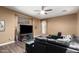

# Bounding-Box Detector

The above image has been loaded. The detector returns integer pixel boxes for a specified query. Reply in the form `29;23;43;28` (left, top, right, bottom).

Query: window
41;20;47;34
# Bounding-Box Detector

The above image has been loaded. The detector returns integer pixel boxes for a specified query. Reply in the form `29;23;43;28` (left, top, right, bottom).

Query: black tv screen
20;25;33;34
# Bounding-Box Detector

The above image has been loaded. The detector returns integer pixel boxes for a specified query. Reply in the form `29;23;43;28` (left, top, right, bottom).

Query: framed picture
0;21;5;31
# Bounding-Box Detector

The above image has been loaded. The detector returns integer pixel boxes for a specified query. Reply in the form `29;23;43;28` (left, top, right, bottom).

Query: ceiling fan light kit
40;10;46;15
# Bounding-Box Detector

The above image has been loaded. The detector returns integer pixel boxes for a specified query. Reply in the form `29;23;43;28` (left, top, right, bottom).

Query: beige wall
47;14;77;35
0;7;17;44
33;18;41;36
77;11;79;36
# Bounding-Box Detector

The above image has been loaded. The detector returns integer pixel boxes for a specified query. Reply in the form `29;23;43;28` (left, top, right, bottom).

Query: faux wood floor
0;41;25;53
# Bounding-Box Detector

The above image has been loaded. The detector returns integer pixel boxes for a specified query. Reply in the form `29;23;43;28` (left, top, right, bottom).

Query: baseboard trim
0;41;15;46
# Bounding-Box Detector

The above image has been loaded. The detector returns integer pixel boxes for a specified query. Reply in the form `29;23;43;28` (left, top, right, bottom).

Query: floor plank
0;41;25;53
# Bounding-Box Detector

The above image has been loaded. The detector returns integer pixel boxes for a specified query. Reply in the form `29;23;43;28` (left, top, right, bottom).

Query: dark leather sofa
26;38;68;53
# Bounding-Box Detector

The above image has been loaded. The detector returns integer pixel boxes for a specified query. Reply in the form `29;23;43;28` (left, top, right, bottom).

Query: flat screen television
20;25;33;34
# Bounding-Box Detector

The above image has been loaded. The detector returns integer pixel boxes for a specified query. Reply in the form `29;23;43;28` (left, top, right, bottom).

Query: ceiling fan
34;6;53;15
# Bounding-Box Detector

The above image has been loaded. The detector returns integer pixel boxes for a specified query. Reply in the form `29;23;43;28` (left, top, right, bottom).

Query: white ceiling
5;6;79;19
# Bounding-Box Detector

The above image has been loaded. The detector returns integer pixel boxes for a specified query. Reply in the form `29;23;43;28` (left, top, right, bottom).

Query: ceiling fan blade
45;9;52;11
42;6;45;10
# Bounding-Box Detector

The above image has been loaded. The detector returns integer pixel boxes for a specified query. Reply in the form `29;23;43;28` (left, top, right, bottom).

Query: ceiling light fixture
40;10;45;15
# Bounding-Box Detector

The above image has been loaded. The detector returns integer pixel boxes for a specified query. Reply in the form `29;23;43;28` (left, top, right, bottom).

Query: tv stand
19;33;33;42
